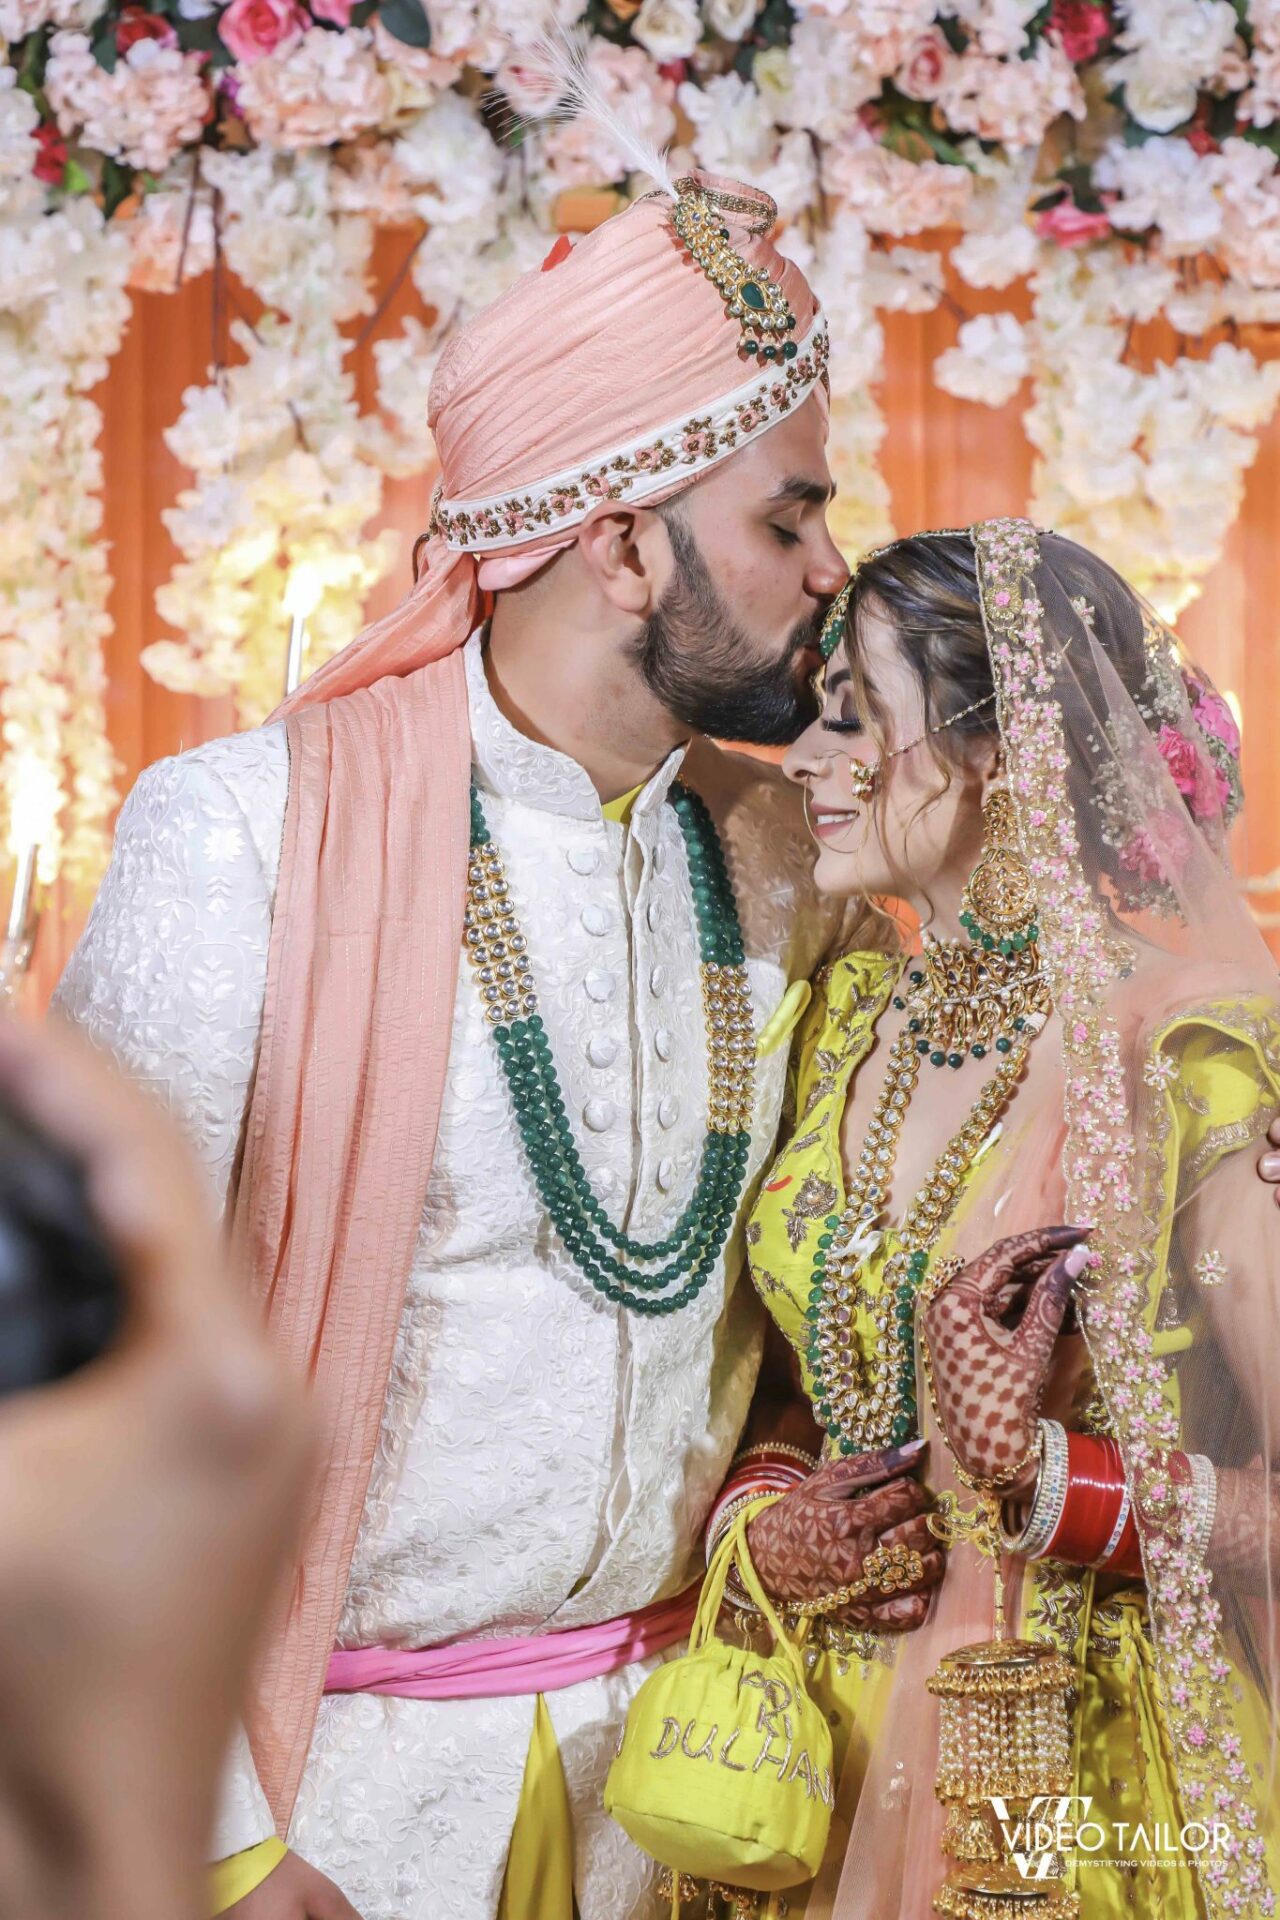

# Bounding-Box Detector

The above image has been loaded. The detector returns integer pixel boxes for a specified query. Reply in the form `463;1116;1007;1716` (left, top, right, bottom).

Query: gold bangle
732;1441;820;1472
705;1490;777;1567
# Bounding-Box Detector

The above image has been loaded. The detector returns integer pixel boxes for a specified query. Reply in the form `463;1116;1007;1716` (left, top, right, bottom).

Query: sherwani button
568;847;600;875
656;1158;676;1191
653;844;667;873
658;1096;679;1129
587;1034;618;1068
654;1027;673;1061
649;964;667;995
581;905;609;936
583;1100;615;1132
584;969;616;1002
647;900;662;929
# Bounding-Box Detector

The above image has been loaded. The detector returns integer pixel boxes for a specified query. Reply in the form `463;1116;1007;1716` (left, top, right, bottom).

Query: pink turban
233;176;828;1826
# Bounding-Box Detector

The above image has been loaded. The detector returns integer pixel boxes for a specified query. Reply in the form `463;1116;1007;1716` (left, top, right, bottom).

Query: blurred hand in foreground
0;1014;312;1920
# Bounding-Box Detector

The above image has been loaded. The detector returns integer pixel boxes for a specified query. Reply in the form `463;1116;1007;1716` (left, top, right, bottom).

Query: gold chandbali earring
896;786;1053;1071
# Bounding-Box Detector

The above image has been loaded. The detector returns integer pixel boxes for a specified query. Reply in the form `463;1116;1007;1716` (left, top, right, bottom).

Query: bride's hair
840;531;1242;900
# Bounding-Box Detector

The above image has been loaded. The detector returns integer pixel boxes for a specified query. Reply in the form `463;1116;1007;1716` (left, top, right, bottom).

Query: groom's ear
576;503;673;618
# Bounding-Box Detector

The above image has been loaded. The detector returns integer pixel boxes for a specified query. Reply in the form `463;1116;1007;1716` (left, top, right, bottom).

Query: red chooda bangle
1046;1432;1190;1579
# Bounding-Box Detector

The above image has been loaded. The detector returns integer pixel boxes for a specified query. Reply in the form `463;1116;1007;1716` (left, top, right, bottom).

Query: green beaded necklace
465;781;756;1316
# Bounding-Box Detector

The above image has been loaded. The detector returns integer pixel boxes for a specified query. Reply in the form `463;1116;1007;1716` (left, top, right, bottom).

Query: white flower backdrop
5;0;1280;922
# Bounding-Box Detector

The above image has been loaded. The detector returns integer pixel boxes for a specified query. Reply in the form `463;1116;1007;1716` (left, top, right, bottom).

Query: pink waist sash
323;1586;699;1702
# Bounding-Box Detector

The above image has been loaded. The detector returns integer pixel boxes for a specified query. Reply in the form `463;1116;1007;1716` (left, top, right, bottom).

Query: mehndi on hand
746;1443;943;1631
921;1226;1089;1495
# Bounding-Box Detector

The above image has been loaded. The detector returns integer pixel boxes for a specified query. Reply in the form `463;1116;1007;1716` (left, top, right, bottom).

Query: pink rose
898;27;949;102
116;5;176;51
33;120;68;184
1119;806;1193;885
494;56;559;116
217;0;307;66
1192;685;1240;754
310;0;353;22
1157;723;1226;819
1186;123;1221;156
1047;1;1110;64
1156;723;1202;802
1034;196;1113;247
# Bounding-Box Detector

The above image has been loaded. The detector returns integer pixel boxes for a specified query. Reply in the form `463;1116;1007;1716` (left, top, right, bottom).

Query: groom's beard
633;518;822;746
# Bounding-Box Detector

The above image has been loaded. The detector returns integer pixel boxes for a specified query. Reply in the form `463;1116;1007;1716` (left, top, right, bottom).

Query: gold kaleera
924;1469;1079;1918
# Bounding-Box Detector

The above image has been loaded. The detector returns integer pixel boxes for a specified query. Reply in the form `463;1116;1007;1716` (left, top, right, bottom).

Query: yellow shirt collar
601;781;647;827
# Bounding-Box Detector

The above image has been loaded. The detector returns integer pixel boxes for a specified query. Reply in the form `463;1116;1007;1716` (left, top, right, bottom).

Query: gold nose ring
849;761;877;805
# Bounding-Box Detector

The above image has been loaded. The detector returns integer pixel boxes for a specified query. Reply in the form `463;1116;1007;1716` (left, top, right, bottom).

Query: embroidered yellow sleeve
208;1838;287;1915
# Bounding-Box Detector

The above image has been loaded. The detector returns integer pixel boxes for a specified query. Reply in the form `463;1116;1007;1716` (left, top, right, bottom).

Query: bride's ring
862;1542;926;1595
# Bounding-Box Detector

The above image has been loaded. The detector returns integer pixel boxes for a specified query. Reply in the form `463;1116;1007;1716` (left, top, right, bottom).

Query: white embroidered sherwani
54;634;844;1920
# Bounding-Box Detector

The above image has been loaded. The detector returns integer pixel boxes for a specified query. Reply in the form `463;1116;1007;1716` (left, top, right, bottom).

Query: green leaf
62;156;93;194
90;25;118;70
176;13;221;49
18;31;47;83
753;0;796;49
1241;122;1280;156
939;16;969;54
101;154;134;218
1207;94;1238;139
917;124;972;168
377;0;431;49
1030;185;1068;213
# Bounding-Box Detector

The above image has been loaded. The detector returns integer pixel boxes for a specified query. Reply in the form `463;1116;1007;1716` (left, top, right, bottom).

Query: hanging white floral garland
0;69;129;890
9;0;1280;919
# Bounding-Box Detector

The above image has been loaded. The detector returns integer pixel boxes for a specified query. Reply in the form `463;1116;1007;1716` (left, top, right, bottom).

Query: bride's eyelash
822;716;863;734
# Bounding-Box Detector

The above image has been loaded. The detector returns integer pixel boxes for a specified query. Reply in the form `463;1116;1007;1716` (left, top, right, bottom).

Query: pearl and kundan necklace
804;934;1050;1454
464;781;756;1316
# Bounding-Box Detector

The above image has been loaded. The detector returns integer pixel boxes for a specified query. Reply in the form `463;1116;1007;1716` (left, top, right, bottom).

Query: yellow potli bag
604;1508;833;1892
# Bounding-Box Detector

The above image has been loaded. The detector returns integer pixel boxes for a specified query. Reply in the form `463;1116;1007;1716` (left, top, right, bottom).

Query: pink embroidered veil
814;519;1280;1920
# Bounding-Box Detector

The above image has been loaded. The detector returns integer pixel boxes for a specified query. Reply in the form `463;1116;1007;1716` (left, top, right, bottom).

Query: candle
282;562;325;698
6;841;36;944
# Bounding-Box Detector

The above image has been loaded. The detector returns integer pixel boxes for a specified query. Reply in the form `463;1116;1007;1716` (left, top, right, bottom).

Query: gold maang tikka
670;177;797;362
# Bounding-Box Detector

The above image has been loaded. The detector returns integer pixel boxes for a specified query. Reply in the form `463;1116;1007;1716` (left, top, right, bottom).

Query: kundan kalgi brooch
671;178;797;362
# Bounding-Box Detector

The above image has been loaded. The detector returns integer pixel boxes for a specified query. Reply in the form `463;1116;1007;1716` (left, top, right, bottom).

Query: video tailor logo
989;1796;1232;1878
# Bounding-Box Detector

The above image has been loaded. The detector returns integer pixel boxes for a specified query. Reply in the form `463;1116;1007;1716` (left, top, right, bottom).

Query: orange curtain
20;238;1280;1007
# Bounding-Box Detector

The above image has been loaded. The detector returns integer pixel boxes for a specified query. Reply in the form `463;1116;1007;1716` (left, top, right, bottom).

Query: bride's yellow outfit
746;946;1279;1920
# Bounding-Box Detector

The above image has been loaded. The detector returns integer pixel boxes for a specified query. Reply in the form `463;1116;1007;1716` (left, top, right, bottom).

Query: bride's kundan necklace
802;921;1051;1457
